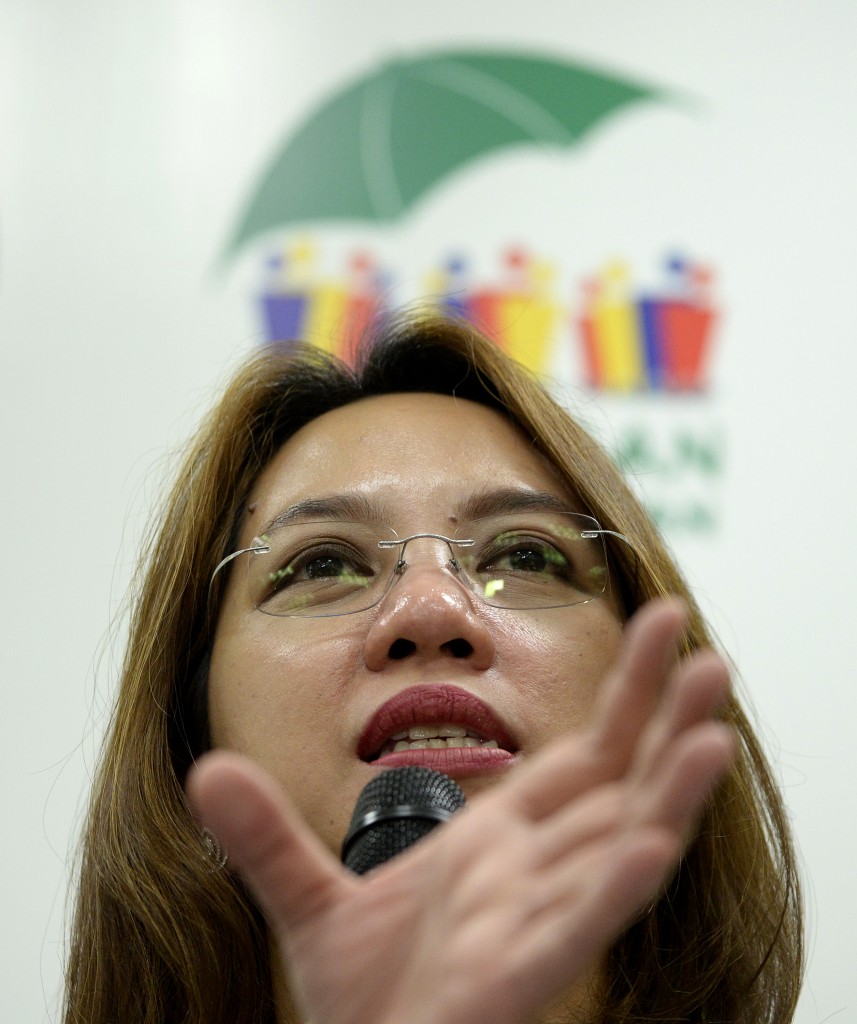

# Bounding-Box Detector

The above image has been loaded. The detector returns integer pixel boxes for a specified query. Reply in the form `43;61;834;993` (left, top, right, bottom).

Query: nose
363;549;496;672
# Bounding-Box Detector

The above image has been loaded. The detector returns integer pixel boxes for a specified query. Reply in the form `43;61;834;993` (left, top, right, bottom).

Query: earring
201;827;228;871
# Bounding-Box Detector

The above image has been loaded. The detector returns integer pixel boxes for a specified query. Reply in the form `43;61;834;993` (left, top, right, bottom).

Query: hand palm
188;601;733;1024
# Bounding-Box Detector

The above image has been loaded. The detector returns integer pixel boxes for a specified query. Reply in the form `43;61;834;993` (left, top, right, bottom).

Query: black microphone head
341;766;466;875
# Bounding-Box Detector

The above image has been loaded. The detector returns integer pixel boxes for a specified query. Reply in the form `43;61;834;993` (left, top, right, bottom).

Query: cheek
496;608;623;741
207;622;363;758
207;623;368;853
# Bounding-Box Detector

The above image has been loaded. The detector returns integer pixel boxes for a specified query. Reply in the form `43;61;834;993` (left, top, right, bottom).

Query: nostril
443;638;474;659
388;639;417;660
386;638;474;660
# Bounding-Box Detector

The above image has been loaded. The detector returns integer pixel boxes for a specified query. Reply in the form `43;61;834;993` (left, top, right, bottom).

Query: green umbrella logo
225;50;671;258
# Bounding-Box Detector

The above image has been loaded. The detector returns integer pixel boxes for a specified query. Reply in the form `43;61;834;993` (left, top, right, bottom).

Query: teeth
408;726;436;740
389;736;498;753
407;723;467;739
380;722;503;758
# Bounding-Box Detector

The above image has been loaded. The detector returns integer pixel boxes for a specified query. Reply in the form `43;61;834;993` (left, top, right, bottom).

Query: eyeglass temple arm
209;539;272;597
582;528;634;548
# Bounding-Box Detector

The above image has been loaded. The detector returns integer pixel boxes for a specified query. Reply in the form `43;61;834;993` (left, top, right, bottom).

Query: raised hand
186;599;734;1024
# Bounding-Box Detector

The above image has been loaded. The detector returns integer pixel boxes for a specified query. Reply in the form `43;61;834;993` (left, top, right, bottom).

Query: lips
358;685;519;773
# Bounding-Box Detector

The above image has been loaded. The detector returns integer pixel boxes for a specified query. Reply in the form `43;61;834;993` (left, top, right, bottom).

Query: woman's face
208;393;624;855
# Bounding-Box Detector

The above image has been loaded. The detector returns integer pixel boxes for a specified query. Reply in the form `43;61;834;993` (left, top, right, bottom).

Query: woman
64;314;803;1024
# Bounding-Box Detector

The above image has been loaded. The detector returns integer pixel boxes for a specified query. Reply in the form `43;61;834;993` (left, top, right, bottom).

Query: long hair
64;313;802;1024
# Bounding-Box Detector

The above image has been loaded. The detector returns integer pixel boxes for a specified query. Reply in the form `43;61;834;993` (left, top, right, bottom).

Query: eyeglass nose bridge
377;532;475;577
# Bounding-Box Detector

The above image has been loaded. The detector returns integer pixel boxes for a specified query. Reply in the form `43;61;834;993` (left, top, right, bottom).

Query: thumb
186;751;352;929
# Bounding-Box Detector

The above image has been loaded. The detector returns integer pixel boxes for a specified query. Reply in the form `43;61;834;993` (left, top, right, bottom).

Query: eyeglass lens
244;513;609;618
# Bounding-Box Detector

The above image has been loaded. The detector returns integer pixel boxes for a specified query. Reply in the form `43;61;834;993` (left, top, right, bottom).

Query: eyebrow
261;487;578;535
261;493;392;533
454;487;579;520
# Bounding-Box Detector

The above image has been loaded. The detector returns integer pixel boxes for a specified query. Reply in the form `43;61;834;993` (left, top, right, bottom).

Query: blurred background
2;2;854;1019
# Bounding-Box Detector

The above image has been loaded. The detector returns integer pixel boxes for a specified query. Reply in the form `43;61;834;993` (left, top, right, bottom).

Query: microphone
341;766;466;875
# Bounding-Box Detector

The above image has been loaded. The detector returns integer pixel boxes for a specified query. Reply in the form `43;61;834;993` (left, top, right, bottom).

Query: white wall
2;2;854;1020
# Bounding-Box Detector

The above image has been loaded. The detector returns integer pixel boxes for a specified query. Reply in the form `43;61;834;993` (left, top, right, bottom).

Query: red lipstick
358;685;518;777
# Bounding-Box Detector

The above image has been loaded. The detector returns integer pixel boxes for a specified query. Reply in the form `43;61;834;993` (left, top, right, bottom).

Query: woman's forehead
244;393;574;533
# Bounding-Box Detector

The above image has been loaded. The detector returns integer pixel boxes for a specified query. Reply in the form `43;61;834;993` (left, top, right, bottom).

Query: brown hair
64;313;802;1024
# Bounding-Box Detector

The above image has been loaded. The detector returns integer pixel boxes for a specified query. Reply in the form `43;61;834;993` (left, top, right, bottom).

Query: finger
539;826;678;933
186;751;353;930
662;649;730;733
628;720;735;836
499;733;615;823
498;828;680;1015
503;599;687;822
590;598;688;766
533;785;624;867
531;716;733;869
629;649;730;789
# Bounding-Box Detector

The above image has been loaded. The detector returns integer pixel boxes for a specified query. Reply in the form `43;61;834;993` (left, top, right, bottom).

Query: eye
479;533;573;578
266;543;373;593
299;552;354;579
